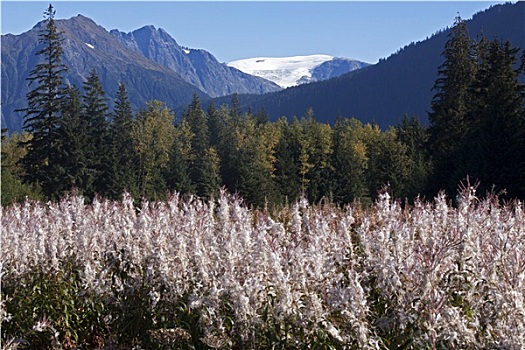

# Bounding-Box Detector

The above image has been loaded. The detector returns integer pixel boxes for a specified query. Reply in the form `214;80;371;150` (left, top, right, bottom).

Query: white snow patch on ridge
85;43;94;49
227;54;333;88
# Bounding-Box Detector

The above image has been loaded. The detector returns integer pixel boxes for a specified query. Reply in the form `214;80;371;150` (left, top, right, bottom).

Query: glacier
227;54;334;88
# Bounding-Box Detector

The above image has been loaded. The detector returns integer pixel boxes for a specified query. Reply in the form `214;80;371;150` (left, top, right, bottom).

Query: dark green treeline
2;9;524;206
428;15;525;198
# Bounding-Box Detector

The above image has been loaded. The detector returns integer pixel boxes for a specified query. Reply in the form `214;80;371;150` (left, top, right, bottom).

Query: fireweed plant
0;186;524;349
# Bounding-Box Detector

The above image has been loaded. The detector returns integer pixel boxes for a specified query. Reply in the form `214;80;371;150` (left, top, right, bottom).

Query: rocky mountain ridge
1;15;280;132
109;25;281;97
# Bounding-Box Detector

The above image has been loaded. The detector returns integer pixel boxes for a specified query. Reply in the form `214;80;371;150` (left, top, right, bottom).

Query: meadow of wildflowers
1;187;524;349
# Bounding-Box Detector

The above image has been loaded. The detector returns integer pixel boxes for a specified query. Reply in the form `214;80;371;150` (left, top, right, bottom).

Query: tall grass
1;187;524;349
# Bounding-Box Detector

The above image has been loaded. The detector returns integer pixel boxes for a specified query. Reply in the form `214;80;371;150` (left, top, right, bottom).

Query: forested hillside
214;1;524;128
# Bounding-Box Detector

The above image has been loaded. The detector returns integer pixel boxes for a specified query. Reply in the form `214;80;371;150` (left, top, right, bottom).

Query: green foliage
0;167;40;207
296;109;334;203
107;81;138;200
428;15;477;195
464;39;525;198
235;114;280;207
132;100;175;199
11;6;525;208
165;118;195;195
185;94;221;199
17;4;68;199
274;117;302;203
331;118;371;205
82;68;111;199
1;131;42;205
56;85;90;197
214;105;237;191
366;128;412;199
429;16;525;200
3;258;107;349
395;115;431;200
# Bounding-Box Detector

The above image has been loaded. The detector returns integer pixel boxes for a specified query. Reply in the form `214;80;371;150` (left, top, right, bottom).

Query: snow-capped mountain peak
227;54;369;88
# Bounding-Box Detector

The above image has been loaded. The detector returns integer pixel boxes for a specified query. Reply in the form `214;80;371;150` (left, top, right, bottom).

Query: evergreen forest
2;7;524;207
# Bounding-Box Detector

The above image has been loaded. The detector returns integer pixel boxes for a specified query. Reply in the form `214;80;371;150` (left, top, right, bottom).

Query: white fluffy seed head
1;191;524;348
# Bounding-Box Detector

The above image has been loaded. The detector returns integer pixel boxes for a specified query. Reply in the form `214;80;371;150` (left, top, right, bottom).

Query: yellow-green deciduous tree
236;114;281;207
1;131;42;205
132;100;175;199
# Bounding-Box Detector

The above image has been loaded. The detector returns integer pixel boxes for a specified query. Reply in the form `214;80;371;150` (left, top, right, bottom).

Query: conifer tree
467;39;525;198
108;81;137;199
274;117;302;203
166;118;194;194
230;93;241;121
366;128;411;199
18;4;68;198
206;101;223;149
254;107;270;125
82;68;110;198
235;114;280;207
57;85;89;195
185;94;221;198
428;15;476;195
296;110;334;203
217;105;242;192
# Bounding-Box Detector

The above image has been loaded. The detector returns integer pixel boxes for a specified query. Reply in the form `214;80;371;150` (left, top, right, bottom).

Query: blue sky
1;1;505;63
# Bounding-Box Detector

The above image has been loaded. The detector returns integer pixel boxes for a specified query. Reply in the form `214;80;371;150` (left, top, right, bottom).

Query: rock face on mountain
110;26;281;97
308;58;370;83
1;15;209;132
1;15;280;132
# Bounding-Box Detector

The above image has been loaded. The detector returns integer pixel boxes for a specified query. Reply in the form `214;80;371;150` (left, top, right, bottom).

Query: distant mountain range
2;2;522;132
1;14;368;133
214;2;524;129
109;25;281;97
227;55;369;88
1;15;280;132
2;15;202;132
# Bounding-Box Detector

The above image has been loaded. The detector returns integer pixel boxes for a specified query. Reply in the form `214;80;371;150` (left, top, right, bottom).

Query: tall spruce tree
206;101;223;149
18;4;68;198
230;93;241;121
297;110;334;203
82;68;110;198
166;118;194;195
185;94;220;198
467;39;525;198
57;85;90;195
365;128;411;199
217;105;242;193
107;81;137;199
428;15;476;195
274;117;302;204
